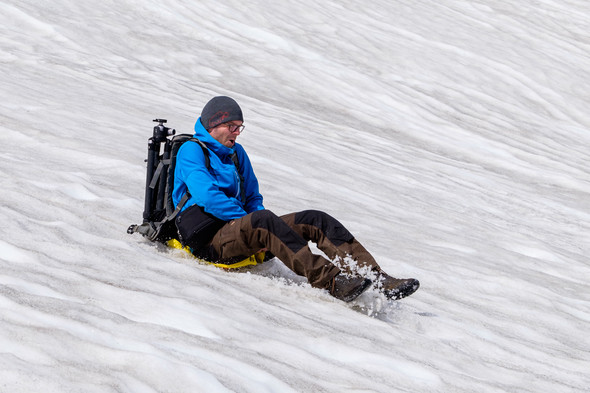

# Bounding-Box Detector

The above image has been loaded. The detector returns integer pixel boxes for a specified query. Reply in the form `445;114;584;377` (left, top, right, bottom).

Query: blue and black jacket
172;118;264;246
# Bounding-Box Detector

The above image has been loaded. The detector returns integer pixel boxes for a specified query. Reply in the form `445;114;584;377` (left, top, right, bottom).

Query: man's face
209;121;244;148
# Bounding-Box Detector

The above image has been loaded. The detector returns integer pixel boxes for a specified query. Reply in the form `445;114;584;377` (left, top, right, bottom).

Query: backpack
127;119;220;243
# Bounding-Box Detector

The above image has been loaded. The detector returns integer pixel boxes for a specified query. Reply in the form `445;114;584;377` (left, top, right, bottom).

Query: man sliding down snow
173;96;419;302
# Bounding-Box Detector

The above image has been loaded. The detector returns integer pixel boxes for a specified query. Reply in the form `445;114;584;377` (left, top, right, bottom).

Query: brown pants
204;210;380;288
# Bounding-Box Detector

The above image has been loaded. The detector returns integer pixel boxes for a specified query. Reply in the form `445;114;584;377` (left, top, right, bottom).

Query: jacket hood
194;117;235;157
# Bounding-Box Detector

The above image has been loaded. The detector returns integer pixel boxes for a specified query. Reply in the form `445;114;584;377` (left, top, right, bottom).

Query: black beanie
200;96;243;130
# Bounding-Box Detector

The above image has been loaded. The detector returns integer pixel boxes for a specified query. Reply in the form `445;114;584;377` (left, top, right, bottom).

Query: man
173;96;419;302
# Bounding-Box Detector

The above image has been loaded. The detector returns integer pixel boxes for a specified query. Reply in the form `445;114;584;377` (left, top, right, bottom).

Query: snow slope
1;0;589;392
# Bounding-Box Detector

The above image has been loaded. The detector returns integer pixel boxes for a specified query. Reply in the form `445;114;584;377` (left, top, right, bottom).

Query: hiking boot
377;273;420;300
328;274;372;302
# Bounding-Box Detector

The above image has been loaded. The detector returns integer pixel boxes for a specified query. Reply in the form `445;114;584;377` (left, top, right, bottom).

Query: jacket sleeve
236;145;265;213
176;142;249;220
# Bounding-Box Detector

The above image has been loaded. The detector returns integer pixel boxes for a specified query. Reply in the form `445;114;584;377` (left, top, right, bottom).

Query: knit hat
200;96;243;130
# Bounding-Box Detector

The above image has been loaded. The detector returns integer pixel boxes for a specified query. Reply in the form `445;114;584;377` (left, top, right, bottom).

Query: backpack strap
127;190;191;241
231;151;246;205
190;138;210;169
149;158;171;190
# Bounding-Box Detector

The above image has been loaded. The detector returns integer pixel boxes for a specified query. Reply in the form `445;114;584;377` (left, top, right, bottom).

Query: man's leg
280;210;420;300
202;210;372;301
279;210;381;273
208;210;340;289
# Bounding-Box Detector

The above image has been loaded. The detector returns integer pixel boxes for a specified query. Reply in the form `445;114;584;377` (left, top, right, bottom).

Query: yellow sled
167;238;265;269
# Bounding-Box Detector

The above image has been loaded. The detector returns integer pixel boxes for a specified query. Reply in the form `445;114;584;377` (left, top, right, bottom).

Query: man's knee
294;209;354;245
250;209;282;230
249;209;306;254
294;209;330;224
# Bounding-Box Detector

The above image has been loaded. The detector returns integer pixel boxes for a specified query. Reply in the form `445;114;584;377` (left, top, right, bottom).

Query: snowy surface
1;1;590;392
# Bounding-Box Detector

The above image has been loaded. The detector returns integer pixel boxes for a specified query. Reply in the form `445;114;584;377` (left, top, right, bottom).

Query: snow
1;0;589;392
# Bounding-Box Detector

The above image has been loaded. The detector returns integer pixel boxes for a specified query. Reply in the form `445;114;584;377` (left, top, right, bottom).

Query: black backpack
127;119;209;243
128;119;244;244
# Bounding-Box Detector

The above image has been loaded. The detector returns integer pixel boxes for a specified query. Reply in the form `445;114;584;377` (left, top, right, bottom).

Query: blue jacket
172;118;264;221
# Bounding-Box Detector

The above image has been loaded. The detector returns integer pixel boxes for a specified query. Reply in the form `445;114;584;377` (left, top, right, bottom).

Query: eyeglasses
223;123;245;134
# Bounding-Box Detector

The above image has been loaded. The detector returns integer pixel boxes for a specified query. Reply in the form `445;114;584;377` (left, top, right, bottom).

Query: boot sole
383;279;420;300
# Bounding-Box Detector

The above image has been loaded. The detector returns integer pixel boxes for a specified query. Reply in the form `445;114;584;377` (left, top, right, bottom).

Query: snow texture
1;1;589;392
